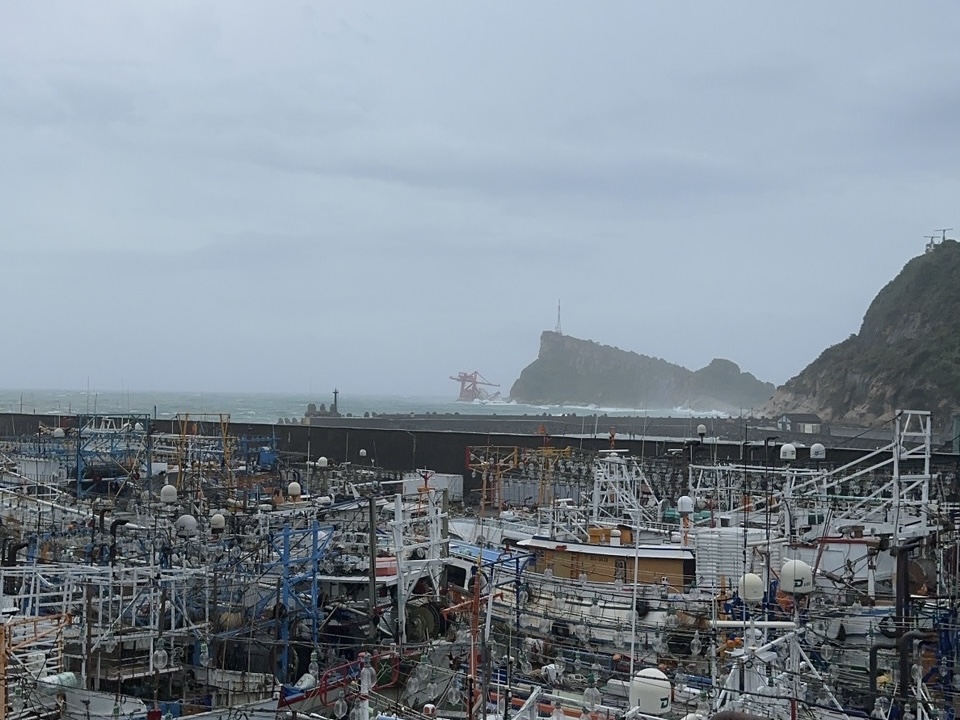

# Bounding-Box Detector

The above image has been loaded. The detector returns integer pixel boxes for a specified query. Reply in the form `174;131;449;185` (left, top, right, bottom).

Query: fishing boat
0;407;956;719
449;411;959;718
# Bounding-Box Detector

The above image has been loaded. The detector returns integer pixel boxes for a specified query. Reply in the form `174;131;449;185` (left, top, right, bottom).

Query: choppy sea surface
0;388;728;425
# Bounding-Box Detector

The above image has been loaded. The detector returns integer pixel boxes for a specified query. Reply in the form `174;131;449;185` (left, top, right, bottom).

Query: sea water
0;388;729;425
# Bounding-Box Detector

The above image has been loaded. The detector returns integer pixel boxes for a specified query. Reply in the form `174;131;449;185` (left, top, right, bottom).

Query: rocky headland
763;239;960;427
509;331;774;413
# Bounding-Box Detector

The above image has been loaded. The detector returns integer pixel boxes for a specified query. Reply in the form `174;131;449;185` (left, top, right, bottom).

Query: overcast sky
2;2;958;397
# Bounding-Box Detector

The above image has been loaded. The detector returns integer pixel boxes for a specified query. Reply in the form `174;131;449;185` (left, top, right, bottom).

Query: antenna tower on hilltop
555;300;562;335
926;228;955;253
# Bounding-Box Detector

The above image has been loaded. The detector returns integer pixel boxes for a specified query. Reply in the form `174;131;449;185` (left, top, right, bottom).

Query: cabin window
447;565;467;588
615;559;626;582
683;559;696;590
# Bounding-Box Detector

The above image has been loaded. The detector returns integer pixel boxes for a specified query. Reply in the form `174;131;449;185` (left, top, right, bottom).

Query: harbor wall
3;413;957;502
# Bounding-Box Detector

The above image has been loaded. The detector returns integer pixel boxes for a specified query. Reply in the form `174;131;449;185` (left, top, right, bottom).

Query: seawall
3;413;957;496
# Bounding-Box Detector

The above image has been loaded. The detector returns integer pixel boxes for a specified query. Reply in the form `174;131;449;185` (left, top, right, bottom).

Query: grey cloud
241;134;759;210
2;1;960;394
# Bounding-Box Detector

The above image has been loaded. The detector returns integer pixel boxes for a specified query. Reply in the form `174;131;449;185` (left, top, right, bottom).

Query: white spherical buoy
738;572;765;603
629;668;672;716
781;559;815;594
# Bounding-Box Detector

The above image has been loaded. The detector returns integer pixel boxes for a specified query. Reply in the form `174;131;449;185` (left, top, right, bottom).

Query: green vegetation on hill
766;239;960;425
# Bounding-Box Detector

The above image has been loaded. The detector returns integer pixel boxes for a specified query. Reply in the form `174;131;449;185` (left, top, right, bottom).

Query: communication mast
927;228;954;253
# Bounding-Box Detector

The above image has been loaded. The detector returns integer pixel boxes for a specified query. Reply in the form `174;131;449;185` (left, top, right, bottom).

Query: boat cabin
518;536;695;591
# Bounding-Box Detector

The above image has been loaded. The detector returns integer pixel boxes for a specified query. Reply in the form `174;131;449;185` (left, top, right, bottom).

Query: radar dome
175;514;198;538
160;484;178;505
629;668;672;715
52;427;66;438
781;559;814;594
287;481;302;499
738;572;764;603
810;443;826;460
210;513;226;533
317;457;328;467
677;496;695;515
780;443;797;461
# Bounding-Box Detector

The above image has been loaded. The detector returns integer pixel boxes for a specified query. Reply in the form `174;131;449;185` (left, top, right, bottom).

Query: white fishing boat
453;411;957;718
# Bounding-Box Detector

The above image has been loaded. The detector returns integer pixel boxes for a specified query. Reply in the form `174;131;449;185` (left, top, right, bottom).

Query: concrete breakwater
2;410;712;474
2;411;957;500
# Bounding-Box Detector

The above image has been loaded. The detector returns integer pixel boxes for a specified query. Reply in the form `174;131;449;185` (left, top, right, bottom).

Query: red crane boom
449;371;500;402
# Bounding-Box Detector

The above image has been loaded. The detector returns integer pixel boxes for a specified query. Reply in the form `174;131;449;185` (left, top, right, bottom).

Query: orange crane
449;371;500;402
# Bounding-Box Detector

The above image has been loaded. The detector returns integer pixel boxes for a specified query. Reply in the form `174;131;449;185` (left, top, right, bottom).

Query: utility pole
368;496;377;636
